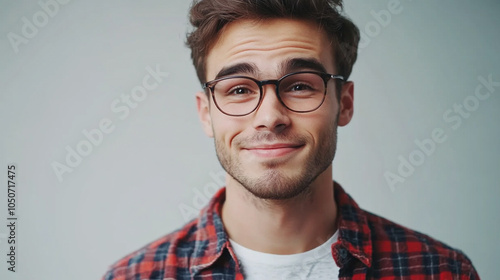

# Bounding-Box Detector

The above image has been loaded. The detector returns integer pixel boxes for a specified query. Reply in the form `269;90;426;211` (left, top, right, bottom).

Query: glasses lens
279;73;326;112
212;77;260;116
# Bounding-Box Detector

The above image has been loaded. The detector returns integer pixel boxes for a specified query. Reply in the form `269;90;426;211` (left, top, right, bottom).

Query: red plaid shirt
103;182;479;279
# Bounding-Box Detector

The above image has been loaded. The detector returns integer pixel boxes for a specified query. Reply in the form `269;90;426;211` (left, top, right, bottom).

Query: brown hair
186;0;360;84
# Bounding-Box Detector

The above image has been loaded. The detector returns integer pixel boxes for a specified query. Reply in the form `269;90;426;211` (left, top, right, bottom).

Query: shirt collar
190;182;373;272
333;181;372;268
189;187;230;274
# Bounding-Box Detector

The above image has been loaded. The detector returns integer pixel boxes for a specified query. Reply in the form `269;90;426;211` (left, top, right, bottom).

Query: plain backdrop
1;1;499;279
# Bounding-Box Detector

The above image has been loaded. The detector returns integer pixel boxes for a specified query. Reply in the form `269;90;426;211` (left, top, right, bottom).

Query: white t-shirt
229;231;340;280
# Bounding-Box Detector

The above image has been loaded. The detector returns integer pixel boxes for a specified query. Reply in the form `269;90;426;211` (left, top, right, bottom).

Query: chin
235;169;314;200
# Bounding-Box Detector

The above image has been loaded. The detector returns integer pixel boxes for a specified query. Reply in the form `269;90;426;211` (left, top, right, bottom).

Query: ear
196;91;214;137
337;81;354;127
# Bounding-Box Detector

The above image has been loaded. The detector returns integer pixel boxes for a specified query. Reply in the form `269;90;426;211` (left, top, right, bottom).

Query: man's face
197;18;354;200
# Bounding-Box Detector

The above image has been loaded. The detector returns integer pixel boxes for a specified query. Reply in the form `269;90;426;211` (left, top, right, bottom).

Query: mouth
243;143;305;158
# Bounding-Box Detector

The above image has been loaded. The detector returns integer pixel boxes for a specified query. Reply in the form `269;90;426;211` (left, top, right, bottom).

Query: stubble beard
214;117;339;200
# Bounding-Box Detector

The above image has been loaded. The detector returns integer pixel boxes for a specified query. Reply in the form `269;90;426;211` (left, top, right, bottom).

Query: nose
251;84;291;132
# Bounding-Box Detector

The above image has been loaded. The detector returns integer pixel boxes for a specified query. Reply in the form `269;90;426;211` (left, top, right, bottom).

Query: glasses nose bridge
258;79;280;96
254;78;286;111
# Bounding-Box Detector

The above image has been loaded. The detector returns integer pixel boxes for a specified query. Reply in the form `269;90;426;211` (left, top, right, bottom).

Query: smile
243;143;305;158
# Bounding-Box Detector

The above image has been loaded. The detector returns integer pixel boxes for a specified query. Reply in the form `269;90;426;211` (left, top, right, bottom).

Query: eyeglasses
203;71;345;116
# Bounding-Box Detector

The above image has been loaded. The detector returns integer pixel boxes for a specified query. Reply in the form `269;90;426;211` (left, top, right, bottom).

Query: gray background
0;0;499;279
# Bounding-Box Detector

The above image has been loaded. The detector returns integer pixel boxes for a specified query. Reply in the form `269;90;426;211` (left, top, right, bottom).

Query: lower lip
245;146;303;158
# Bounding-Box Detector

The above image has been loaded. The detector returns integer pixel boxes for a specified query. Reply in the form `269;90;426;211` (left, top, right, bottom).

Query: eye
284;82;316;93
289;83;314;92
228;86;253;95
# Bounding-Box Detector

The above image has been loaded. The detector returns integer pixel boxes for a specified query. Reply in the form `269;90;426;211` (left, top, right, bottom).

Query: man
103;0;479;279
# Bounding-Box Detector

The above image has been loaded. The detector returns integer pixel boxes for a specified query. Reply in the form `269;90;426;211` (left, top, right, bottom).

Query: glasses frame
202;71;345;117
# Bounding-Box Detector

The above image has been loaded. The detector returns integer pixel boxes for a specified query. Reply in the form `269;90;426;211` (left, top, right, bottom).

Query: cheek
290;114;327;146
300;100;339;143
321;96;340;127
211;113;248;148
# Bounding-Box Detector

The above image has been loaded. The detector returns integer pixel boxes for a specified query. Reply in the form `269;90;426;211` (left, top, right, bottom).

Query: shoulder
102;219;199;280
102;187;228;280
363;209;479;279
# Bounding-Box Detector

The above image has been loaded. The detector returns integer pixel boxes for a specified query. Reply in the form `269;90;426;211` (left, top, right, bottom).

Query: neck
221;165;337;255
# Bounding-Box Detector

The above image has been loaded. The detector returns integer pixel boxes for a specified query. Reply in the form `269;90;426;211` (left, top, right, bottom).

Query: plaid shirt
103;182;479;280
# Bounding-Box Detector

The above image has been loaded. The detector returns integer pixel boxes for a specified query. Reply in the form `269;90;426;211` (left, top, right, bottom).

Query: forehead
205;18;335;80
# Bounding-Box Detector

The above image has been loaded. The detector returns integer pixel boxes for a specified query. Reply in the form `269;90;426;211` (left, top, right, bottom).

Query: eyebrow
213;57;329;80
280;58;328;74
215;62;258;79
